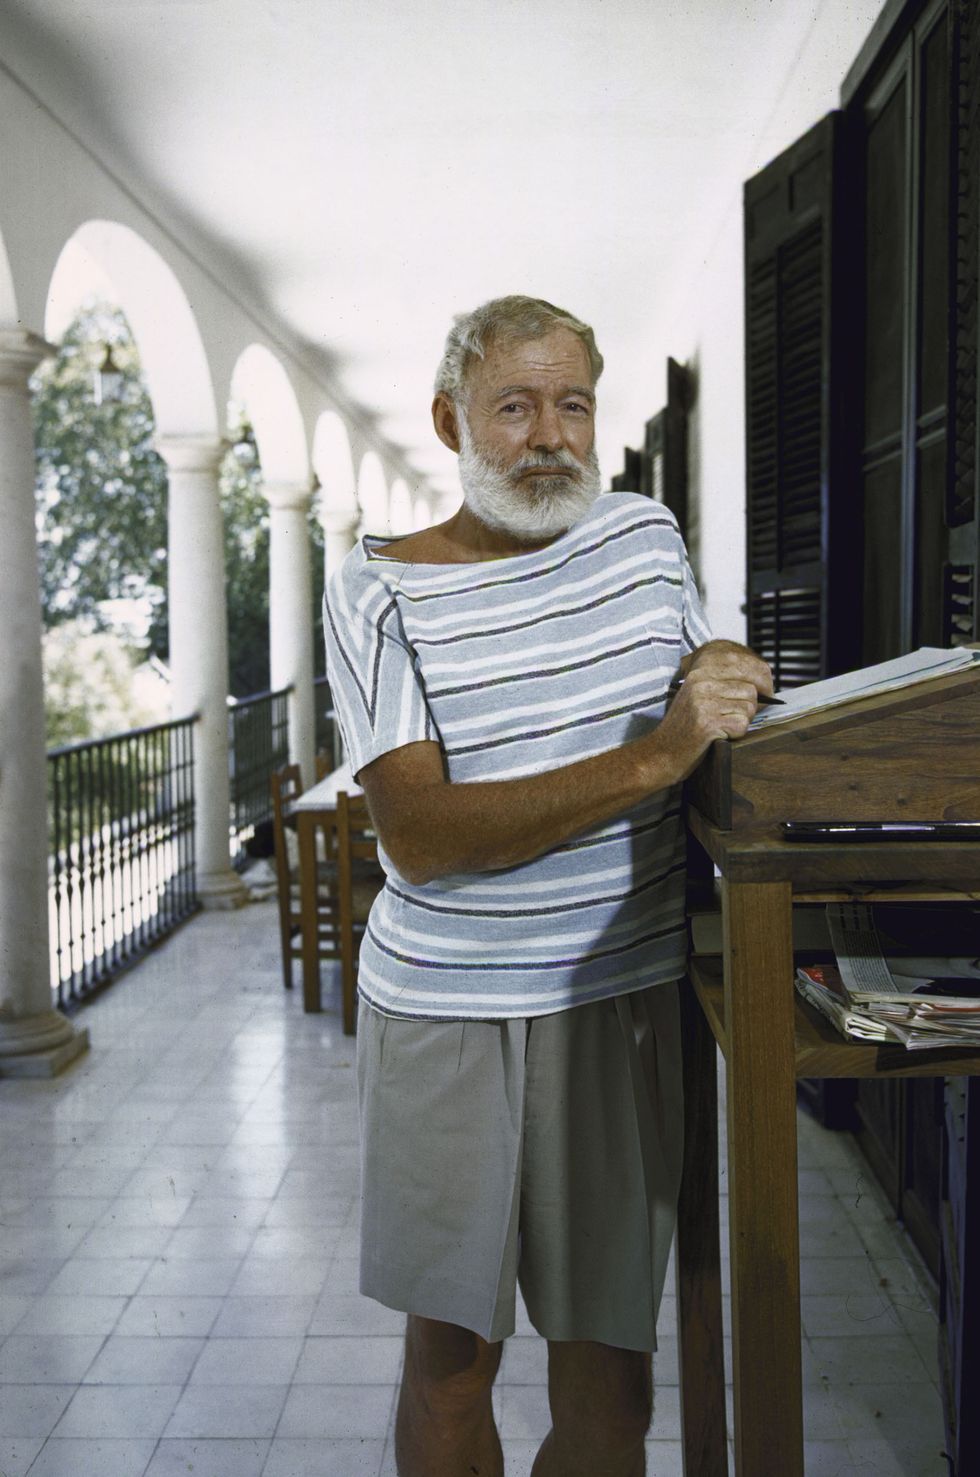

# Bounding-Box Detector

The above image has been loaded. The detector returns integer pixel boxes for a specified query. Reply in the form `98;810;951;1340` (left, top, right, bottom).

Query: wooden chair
336;790;385;1035
270;763;340;990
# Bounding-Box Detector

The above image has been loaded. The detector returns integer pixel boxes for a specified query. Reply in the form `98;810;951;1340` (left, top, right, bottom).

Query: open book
749;646;980;731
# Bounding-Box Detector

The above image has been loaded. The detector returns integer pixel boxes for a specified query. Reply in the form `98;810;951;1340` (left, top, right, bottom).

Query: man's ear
432;393;462;453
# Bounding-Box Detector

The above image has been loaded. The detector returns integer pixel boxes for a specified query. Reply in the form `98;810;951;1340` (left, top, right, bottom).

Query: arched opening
230;344;316;785
38;220;241;977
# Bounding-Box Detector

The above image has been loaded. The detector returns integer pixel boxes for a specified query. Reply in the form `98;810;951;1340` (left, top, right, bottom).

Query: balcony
0;900;950;1476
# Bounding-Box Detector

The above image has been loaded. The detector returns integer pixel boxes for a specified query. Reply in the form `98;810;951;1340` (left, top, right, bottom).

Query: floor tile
0;1336;102;1385
262;1437;386;1477
0;1385;74;1439
114;1296;223;1338
211;1296;316;1339
25;1437;157;1477
276;1383;395;1439
164;1382;288;1438
292;1336;403;1385
12;1296;127;1337
44;1256;154;1297
807;1333;933;1386
189;1336;302;1385
52;1382;182;1438
145;1436;270;1476
0;1436;45;1477
82;1335;205;1385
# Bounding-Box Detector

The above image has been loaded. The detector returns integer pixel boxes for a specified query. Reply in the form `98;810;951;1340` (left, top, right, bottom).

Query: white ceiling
1;0;884;499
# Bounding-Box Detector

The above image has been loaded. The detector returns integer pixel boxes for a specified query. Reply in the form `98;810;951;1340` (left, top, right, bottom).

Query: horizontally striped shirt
323;491;711;1020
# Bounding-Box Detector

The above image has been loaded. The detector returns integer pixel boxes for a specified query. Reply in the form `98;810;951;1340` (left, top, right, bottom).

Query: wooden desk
290;763;360;1013
676;817;980;1477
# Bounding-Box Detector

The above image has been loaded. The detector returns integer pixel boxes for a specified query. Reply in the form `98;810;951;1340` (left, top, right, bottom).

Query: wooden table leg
298;813;322;1013
677;974;728;1475
724;878;802;1476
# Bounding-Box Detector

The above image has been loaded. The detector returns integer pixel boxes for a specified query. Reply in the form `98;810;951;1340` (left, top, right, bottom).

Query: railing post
0;329;88;1074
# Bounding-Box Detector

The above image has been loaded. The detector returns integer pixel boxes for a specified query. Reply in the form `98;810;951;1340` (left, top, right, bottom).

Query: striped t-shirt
323;491;711;1021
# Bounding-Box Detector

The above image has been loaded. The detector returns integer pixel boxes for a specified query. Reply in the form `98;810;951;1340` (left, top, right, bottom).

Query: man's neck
440;503;559;561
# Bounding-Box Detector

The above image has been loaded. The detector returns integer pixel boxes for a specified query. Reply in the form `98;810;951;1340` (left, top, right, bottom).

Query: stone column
267;479;315;785
157;435;246;908
0;330;89;1075
321;499;360;583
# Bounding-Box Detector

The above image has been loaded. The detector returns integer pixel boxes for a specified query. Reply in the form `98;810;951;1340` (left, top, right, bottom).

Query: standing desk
674;666;980;1476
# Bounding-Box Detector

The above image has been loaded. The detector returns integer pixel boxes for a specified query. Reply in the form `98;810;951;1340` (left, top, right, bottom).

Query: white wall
653;0;887;643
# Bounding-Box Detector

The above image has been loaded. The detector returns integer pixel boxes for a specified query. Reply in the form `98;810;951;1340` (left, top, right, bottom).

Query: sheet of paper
748;646;979;730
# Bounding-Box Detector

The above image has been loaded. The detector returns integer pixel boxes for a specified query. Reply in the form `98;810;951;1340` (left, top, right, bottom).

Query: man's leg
531;1340;652;1477
395;1314;504;1477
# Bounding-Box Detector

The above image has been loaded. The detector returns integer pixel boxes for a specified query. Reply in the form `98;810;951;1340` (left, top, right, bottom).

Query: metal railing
48;716;198;1008
228;686;290;867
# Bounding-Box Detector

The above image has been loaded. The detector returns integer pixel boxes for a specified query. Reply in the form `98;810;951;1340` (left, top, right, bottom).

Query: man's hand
654;640;774;783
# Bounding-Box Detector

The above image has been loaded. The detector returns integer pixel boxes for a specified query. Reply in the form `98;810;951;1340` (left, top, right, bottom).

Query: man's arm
359;640;771;886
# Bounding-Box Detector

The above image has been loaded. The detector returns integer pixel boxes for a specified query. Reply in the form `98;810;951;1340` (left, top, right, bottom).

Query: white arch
387;477;414;536
0;223;19;327
357;451;389;536
45;221;217;437
230;344;309;486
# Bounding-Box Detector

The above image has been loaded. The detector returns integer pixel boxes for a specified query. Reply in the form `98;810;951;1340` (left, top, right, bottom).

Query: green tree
31;301;169;658
221;418;270;697
33;300;327;726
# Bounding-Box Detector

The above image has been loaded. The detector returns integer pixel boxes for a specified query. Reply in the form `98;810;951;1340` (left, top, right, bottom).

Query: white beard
457;416;603;543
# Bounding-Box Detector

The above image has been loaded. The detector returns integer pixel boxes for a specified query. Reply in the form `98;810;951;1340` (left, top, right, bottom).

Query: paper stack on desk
794;901;980;1050
749;645;980;730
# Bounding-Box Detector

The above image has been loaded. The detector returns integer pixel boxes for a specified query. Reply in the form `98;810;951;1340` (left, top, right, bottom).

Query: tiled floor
0;900;950;1476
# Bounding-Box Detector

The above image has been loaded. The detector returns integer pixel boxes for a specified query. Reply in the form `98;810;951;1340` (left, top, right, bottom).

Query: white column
157;435;247;908
322;500;360;582
0;330;89;1076
266;479;315;785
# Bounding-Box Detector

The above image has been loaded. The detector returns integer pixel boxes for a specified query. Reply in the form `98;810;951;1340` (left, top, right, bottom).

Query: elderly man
324;295;771;1477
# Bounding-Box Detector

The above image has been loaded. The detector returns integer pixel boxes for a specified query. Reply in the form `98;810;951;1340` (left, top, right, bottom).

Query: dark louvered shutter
949;0;980;645
744;113;859;687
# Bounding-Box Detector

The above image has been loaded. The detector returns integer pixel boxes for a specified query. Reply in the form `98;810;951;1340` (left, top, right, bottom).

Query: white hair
434;295;604;401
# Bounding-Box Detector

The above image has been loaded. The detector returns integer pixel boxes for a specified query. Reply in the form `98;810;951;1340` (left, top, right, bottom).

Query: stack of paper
750;645;980;730
794;902;980;1050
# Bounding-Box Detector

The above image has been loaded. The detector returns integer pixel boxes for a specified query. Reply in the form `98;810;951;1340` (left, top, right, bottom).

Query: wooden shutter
609;446;643;493
743;113;859;687
949;0;980;644
645;358;691;539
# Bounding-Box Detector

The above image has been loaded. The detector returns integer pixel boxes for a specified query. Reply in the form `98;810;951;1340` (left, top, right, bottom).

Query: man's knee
404;1315;502;1417
547;1342;653;1451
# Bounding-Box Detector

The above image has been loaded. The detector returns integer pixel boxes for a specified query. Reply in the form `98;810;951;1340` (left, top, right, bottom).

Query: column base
0;1010;90;1078
197;867;250;910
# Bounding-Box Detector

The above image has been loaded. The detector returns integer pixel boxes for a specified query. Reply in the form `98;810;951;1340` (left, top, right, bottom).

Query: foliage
31;301;169;657
43;622;169;750
221;422;270;697
32;299;327;729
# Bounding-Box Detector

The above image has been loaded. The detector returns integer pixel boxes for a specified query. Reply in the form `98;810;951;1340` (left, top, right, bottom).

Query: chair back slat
336;790;383;1032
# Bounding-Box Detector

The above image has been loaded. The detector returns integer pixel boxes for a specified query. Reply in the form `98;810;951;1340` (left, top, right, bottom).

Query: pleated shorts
356;981;684;1351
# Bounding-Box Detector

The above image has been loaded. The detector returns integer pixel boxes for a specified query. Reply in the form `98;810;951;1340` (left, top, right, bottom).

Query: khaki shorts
356;982;683;1351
